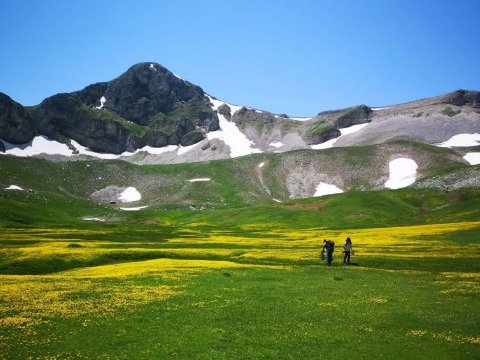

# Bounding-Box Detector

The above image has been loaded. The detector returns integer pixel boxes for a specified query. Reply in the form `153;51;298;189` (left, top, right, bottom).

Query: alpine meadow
1;1;480;359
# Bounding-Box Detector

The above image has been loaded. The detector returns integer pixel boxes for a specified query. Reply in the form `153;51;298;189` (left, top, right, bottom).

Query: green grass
0;153;479;359
441;106;461;117
0;216;479;359
306;121;335;135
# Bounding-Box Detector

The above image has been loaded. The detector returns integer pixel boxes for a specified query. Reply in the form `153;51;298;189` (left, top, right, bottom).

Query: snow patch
149;64;157;71
437;133;480;148
371;106;390;111
269;142;283;148
173;73;185;81
118;187;141;202
258;162;265;168
188;178;211;182
311;123;369;150
1;136;74;157
314;182;344;197
272;198;282;203
81;217;105;222
290;117;313;121
385;158;418;189
2;136;184;160
207;96;262;158
464;152;480;165
5;185;23;191
177;143;200;155
120;206;149;211
339;123;369;136
95;96;106;110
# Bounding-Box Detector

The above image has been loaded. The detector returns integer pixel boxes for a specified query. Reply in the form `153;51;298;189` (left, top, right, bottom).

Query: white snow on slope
95;96;106;110
371;106;390;111
258;162;265;168
207;96;262;158
2;136;74;157
149;64;156;71
311;123;369;150
118;187;141;202
1;137;183;160
81;217;105;222
5;185;23;190
72;140;180;159
464;153;480;165
120;206;149;211
385;158;418;189
269;142;283;148
437;133;480;148
177;143;200;155
314;182;344;197
188;178;211;182
290;117;312;121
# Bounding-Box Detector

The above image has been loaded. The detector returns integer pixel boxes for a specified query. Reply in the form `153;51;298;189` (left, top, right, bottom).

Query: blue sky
0;0;479;116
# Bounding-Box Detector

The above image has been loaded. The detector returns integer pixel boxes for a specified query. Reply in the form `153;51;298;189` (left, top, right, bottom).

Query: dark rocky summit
0;93;36;144
0;62;219;153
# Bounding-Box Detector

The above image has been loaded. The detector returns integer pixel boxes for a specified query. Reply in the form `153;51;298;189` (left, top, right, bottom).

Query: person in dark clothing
325;240;335;266
343;237;353;264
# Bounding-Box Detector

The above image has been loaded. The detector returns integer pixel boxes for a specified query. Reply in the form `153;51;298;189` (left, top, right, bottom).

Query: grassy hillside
1;146;479;359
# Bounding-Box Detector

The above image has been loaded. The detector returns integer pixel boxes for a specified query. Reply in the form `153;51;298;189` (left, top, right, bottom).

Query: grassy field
0;190;479;359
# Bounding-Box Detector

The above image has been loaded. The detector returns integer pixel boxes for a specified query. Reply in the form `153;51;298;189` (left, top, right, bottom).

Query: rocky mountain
1;63;219;154
0;62;479;165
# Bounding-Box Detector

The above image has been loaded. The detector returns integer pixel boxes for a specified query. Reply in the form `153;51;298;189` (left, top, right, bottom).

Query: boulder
181;130;206;146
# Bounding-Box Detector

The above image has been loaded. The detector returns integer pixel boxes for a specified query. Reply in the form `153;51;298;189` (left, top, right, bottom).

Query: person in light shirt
343;237;354;264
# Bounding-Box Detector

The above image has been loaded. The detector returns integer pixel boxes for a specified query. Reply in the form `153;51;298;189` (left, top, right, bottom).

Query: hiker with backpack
325;240;335;266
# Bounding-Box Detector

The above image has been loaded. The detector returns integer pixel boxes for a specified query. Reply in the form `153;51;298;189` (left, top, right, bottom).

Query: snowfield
5;185;23;191
119;206;149;211
118;187;141;202
0;136;187;159
385;158;418;189
2;136;73;157
314;182;344;197
207;96;262;158
464;153;480;165
188;178;211;182
437;133;480;148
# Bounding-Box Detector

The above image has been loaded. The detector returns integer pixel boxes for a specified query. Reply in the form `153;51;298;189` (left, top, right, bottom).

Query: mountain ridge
1;62;479;163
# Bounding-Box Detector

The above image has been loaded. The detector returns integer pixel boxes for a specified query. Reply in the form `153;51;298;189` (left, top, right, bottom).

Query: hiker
320;239;327;262
325;240;335;266
343;237;353;264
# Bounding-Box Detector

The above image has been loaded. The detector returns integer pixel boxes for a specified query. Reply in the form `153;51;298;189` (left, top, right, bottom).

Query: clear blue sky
1;0;479;116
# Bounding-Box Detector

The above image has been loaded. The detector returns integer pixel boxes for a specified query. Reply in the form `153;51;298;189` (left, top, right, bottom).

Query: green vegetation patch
441;106;461;117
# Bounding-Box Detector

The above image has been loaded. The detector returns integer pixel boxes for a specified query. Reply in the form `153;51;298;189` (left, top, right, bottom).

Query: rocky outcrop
334;105;372;128
0;93;36;144
34;93;141;154
218;103;231;120
440;90;480;108
304;126;341;145
101;63;214;126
